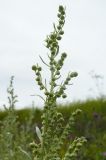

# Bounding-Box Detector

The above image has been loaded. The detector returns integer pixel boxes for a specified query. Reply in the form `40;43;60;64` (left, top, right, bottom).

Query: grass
0;97;106;159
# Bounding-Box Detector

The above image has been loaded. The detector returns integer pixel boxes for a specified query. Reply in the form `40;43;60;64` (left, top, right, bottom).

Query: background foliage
0;98;106;159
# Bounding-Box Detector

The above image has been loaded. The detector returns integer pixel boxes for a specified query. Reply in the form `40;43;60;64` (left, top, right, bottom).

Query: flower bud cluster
29;141;40;157
57;109;82;150
45;5;65;57
32;65;45;90
70;72;78;78
54;85;65;99
57;5;65;34
64;72;78;85
45;33;58;56
72;109;82;116
55;71;78;99
56;52;67;70
54;112;64;136
64;137;87;160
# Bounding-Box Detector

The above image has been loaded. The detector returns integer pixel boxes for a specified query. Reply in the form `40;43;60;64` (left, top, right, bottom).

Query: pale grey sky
0;0;106;108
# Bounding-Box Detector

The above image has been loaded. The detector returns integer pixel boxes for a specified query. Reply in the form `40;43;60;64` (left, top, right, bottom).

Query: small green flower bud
49;39;53;44
38;67;42;71
50;34;56;40
61;10;65;15
33;149;38;155
38;81;42;86
58;117;64;122
50;61;54;65
56;36;62;40
53;60;57;65
74;148;79;153
45;38;49;43
61;86;66;90
41;114;45;119
32;65;37;71
59;30;64;35
52;77;56;81
57;13;61;18
59;20;64;25
62;52;67;58
50;57;54;61
59;5;64;12
76;109;82;114
50;67;55;71
56;71;60;75
29;141;37;148
51;50;56;55
40;86;44;90
36;77;40;82
51;47;56;53
70;152;77;158
42;121;46;125
60;15;65;20
36;72;40;76
46;44;50;48
57;25;62;30
65;80;68;85
66;77;71;81
58;60;63;66
52;42;58;47
70;72;78;78
50;46;55;51
60;89;64;95
45;91;49;96
49;93;53;97
56;93;61;98
72;112;77;117
62;93;67;98
53;83;57;87
80;137;87;143
57;123;62;128
57;65;61;70
76;142;82;148
57;112;63;118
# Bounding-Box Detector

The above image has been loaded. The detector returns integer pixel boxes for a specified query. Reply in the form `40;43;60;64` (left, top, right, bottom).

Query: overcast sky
0;0;106;109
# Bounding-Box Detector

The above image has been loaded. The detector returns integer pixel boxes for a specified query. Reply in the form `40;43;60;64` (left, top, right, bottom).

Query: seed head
59;30;64;35
57;25;61;30
32;65;37;71
62;93;67;98
62;52;67;58
57;36;62;40
59;5;64;12
59;20;64;25
38;67;42;71
70;72;78;78
60;15;65;20
36;77;40;82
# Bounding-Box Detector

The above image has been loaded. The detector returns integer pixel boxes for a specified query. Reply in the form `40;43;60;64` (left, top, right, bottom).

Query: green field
0;98;106;159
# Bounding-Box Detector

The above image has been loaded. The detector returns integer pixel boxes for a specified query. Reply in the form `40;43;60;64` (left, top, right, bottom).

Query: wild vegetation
0;5;106;160
31;5;87;160
0;86;106;160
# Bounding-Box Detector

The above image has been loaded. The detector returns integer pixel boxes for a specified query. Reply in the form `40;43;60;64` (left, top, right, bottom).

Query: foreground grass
0;97;106;159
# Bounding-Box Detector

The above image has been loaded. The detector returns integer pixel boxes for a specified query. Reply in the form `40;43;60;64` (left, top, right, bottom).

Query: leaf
36;126;42;142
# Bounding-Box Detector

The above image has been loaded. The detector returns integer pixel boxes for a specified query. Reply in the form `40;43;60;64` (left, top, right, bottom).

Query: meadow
0;97;106;159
